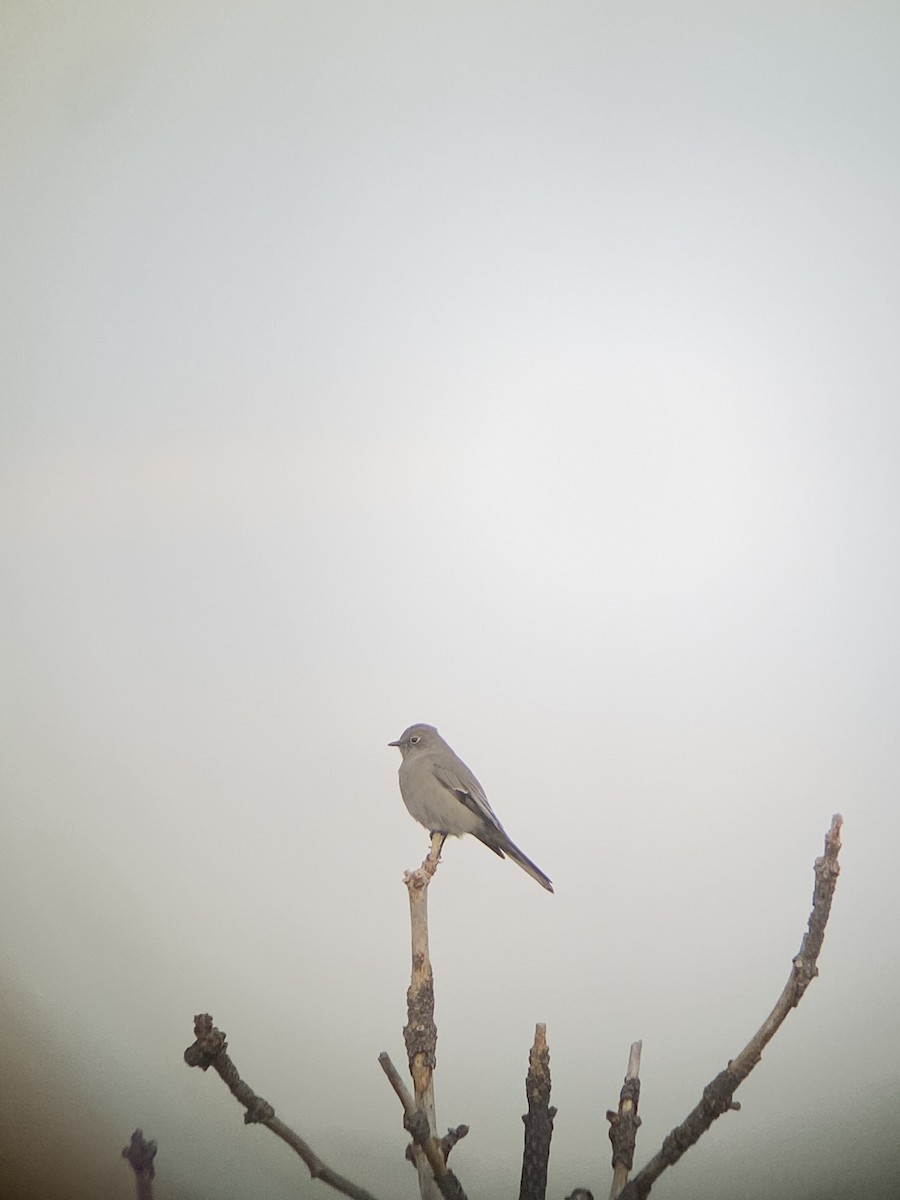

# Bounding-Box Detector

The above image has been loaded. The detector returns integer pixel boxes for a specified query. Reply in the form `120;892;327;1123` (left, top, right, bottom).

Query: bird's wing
431;760;504;832
432;753;553;892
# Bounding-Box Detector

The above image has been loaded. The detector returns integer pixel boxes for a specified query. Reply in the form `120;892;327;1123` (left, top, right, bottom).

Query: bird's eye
410;735;420;744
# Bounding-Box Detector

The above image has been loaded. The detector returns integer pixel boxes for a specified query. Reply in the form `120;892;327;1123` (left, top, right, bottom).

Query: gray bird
389;723;553;892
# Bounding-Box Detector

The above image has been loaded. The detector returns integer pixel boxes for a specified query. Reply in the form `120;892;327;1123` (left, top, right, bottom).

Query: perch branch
184;1014;383;1200
619;813;843;1200
607;1041;642;1200
391;833;468;1200
403;831;445;1134
519;1022;556;1200
122;1129;156;1200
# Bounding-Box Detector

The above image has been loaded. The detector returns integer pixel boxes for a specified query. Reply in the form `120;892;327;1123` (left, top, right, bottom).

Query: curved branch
619;814;843;1200
184;1014;383;1200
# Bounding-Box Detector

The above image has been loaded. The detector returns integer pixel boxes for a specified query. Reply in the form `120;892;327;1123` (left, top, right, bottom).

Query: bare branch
394;834;468;1200
378;1052;467;1199
378;1050;418;1117
607;1041;643;1200
122;1129;156;1200
619;814;844;1200
403;833;444;1130
184;1014;383;1200
519;1023;556;1200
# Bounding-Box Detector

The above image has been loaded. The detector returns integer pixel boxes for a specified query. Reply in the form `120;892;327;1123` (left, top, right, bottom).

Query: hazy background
2;3;899;1198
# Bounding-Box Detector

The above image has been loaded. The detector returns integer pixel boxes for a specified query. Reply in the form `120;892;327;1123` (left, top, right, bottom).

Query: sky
2;2;899;1198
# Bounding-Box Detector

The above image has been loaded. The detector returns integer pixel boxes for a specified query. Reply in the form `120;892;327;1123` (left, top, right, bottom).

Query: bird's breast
400;758;483;836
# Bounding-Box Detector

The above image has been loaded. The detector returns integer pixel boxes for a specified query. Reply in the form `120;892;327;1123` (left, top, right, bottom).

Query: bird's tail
493;835;554;893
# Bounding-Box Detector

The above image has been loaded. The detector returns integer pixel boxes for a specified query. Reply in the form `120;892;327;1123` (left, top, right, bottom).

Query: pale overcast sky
2;3;899;1199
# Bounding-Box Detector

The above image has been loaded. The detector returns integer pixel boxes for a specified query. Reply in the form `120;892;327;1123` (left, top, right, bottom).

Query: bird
389;723;553;892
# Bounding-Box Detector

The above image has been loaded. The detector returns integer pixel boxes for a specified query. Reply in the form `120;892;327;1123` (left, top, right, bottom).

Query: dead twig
607;1041;642;1200
184;1014;382;1200
619;814;843;1200
122;1129;156;1200
519;1023;556;1200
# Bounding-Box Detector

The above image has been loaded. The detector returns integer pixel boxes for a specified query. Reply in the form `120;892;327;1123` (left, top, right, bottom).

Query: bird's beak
388;739;401;747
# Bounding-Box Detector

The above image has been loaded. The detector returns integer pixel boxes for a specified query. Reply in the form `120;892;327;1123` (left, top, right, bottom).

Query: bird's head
388;723;439;757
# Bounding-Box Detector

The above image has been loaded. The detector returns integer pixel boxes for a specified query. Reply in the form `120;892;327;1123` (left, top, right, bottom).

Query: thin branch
122;1129;156;1200
519;1023;556;1200
619;813;844;1200
379;1050;418;1117
607;1041;642;1200
184;1014;383;1200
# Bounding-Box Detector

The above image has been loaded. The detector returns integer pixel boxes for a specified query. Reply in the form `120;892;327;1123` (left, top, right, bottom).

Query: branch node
244;1097;276;1124
403;978;438;1069
403;1108;432;1146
